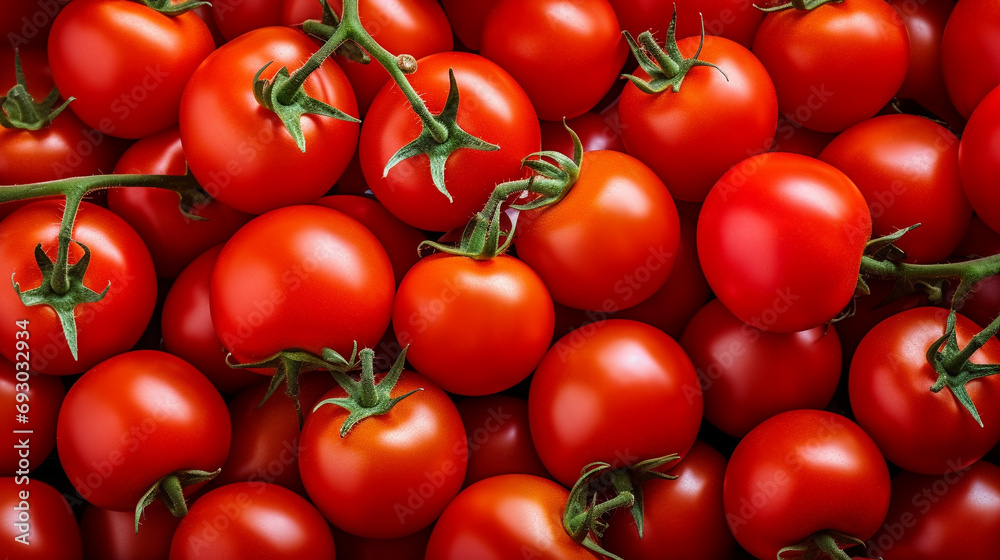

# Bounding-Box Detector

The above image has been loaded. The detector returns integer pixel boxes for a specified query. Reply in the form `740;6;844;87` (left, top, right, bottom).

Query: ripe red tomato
170;482;336;559
210;205;394;363
698;152;871;333
618;34;777;202
456;395;549;486
1;0;62;49
360;51;540;232
210;0;284;41
958;84;1000;235
48;0;215;138
82;502;180;560
529;319;702;487
516;150;680;311
56;350;231;512
438;0;500;50
0;357;64;475
752;0;909;132
819;114;971;264
950;216;1000;329
180;26;359;215
539;112;626;157
0;477;82;559
0;200;157;375
299;371;466;539
941;0;1000;119
724;410;891;559
610;0;764;49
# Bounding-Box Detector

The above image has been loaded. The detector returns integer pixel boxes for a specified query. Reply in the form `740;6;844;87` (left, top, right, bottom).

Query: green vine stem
135;0;210;15
755;0;843;13
133;468;219;533
858;252;1000;308
777;530;867;560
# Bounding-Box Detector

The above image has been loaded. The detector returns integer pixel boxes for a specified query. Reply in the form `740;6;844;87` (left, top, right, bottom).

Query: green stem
944;313;1000;372
860;253;1000;304
159;475;188;517
358;349;377;408
814;534;853;560
50;193;82;296
0;173;200;204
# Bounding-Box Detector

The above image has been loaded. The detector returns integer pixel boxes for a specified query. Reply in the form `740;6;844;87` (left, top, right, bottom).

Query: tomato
681;299;842;438
0;200;157;375
108;127;252;278
618;34;777;202
282;0;453;115
360;51;540;232
0;357;64;475
698;152;871;333
724;410;891;559
610;0;764;49
603;441;736;560
539;112;625;158
82;502;180;560
314;195;426;287
516;150;680;311
0;477;82;559
48;0;215;138
529;319;702;487
299;371;466;539
958;84;1000;235
170;482;336;560
866;461;1000;560
425;474;597;560
210;0;284;41
191;4;226;46
480;0;627;120
56;350;231;512
438;0;500;50
769;114;836;157
819;114;971;264
941;0;1000;119
850;307;1000;474
456;395;549;486
752;0;909;132
2;0;63;49
180;26;359;215
333;525;431;560
392;253;554;396
210;205;394;363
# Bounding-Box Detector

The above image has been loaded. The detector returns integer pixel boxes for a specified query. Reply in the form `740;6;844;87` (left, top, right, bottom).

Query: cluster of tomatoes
3;0;1000;558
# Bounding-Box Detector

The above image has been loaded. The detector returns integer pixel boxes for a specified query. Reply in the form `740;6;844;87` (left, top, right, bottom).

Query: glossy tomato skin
108;127;252;278
0;477;82;559
392;253;554;396
539;112;626;157
681;299;842;438
170;482;336;560
0;357;64;475
82;502;180;560
425;474;597;560
698;152;871;333
959;84;1000;235
56;350;231;512
480;0;627;120
210;0;284;41
282;0;453;115
603;441;736;560
752;0;909;132
819;114;971;263
850;308;1000;474
866;461;1000;560
456;395;549;486
210;205;394;363
619;35;777;202
0;200;157;375
299;371;466;539
180;27;359;215
48;0;214;138
438;0;500;50
610;0;763;48
941;0;1000;118
530;320;702;487
516;150;680;311
360;51;540;232
724;410;891;559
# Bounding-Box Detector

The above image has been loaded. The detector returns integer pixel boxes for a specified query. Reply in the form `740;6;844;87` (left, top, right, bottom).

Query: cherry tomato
958;84;1000;235
941;0;1000;118
438;0;500;50
456;395;549;486
2;0;63;49
610;0;764;49
210;0;284;41
0;357;64;475
0;477;82;559
82;502;180;560
951;216;1000;329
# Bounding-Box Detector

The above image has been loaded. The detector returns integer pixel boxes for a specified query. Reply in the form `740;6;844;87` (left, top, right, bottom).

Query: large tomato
958;84;1000;235
437;0;500;49
698;152;871;333
82;502;180;560
456;395;549;486
180;26;359;215
0;477;82;559
610;0;764;48
0;357;64;475
941;0;1000;118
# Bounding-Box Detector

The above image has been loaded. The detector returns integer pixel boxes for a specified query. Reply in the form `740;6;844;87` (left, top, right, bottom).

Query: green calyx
755;0;843;13
134;469;220;533
926;311;1000;428
0;51;74;131
133;0;210;15
621;8;727;94
777;531;868;559
313;346;421;437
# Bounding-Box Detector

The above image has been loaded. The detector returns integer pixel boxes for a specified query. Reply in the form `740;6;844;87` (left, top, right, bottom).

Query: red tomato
210;205;394;363
56;350;231;512
333;525;430;560
299;371;466;539
392;253;554;396
958;84;1000;235
108;127;252;278
850;307;1000;474
603;441;736;560
210;0;284;41
941;0;1000;118
819;114;971;263
480;0;627;120
769;114;836;157
752;0;909;132
951;216;1000;329
539;112;625;157
360;51;540;232
610;0;764;49
529;319;702;487
0;357;64;475
2;0;63;49
698;152;872;333
456;395;549;486
180;26;359;215
835;278;926;361
82;502;180;560
0;477;82;559
438;0;500;50
0;200;157;375
170;482;336;559
48;0;215;138
724;410;891;559
516;150;680;311
618;34;777;202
